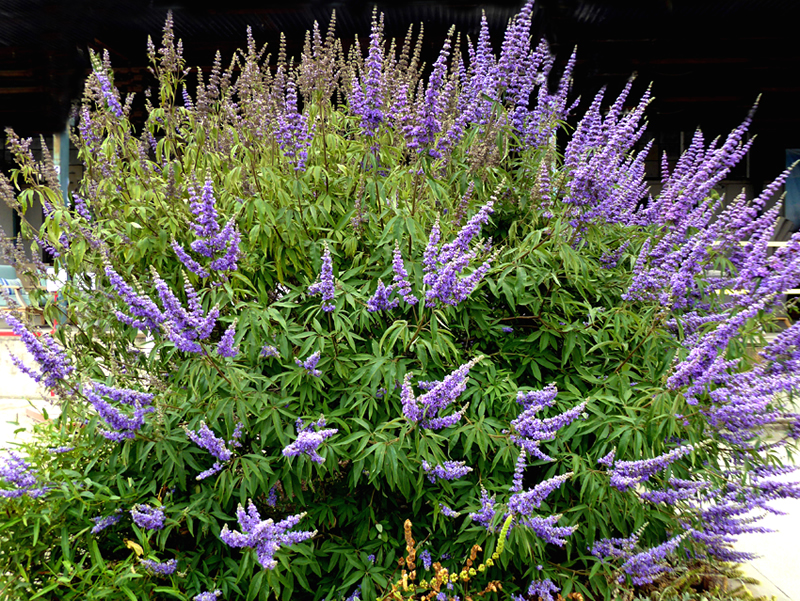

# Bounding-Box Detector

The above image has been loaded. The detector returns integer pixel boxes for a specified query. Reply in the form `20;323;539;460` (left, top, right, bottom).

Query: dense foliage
2;3;799;601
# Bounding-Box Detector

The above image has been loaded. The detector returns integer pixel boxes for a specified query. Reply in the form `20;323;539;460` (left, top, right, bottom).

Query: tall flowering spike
423;201;496;307
91;511;122;534
4;314;73;389
275;80;314;171
619;534;686;585
0;452;48;498
366;280;399;312
402;356;482;430
282;417;338;464
509;383;586;463
220;499;316;569
130;504;165;530
469;486;497;531
295;350;322;377
93;66;124;118
85;383;155;442
606;444;694;490
186;421;242;480
421;460;472;483
308;243;335;311
392;241;418;305
510;449;527;493
216;321;239;358
508;472;573;515
140;558;177;576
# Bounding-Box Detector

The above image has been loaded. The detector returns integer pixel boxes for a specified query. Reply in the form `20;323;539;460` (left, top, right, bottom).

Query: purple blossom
220;499;316;569
90;512;122;534
48;446;75;454
0;452;48;498
422;202;496;307
85;383;155;442
422;460;472;483
502;326;514;334
216;321;239;358
619;534;686;585
193;591;222;601
606;444;695;490
521;514;577;547
469;487;497;531
140;558;177;576
94;68;123;118
439;503;460;518
267;486;278;507
308;244;335;312
508;472;573;516
130;504;165;530
295;351;322;377
367;280;399;312
401;356;482;429
509;384;586;462
510;449;527;493
275;80;313;171
260;345;279;358
392;242;418;305
419;549;432;570
282;417;337;463
520;579;560;601
5;314;74;388
186;421;243;480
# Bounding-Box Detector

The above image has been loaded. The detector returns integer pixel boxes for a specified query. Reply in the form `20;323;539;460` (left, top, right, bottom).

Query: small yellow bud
450;574;458;583
419;580;428;589
469;568;477;576
460;571;469;581
478;564;486;572
485;558;494;567
491;552;500;560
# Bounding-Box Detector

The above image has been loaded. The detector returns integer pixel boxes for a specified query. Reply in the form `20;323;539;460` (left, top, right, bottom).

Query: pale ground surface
0;331;798;599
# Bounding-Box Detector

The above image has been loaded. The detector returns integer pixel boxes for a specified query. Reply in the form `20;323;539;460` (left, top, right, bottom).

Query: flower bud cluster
282;417;338;464
220;499;316;569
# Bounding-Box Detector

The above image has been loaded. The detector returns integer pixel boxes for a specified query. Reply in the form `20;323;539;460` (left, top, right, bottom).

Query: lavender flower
419;549;432;570
392;242;418;305
619;534;686;585
367;280;399;312
0;452;48;498
186;421;243;480
260;345;279;358
308;244;335;311
267;486;278;507
48;446;75;454
219;499;316;569
507;472;573;516
282;417;338;463
216;321;239;358
193;591;222;601
131;504;165;530
295;351;322;377
85;383;155;442
518;579;560;601
469;487;497;531
502;326;514;334
140;558;177;576
607;444;695;490
510;449;527;493
401;356;482;429
422;460;472;483
439;503;461;518
5;314;74;388
91;511;122;533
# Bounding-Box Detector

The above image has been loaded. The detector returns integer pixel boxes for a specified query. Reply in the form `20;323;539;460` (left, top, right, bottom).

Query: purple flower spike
91;511;122;534
140;558;177;576
282;417;338;464
402;356;483;430
194;591;222;601
422;460;472;483
187;421;242;480
219;499;316;569
0;452;48;499
5;314;74;388
216;321;239;358
260;345;279;358
296;351;322;377
130;504;165;530
308;244;335;311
